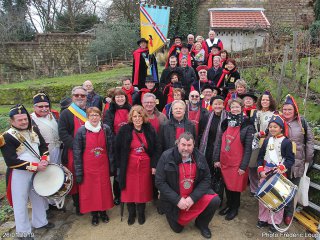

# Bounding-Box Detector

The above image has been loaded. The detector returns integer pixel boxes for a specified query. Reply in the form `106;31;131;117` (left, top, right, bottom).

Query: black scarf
227;112;244;127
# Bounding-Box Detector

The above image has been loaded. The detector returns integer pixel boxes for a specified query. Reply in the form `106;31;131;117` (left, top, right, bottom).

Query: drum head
33;165;65;197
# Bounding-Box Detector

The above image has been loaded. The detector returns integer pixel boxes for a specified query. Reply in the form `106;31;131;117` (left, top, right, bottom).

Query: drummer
0;104;55;238
256;114;295;233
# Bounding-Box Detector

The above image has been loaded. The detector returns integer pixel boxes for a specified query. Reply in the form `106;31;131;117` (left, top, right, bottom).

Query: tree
87;20;139;62
315;0;320;21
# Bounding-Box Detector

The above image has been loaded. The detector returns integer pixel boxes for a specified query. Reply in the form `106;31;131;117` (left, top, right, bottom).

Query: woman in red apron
115;105;161;226
73;107;114;226
213;98;255;221
103;88;131;206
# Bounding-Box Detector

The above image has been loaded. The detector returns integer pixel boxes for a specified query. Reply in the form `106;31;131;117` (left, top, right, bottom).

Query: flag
140;4;170;54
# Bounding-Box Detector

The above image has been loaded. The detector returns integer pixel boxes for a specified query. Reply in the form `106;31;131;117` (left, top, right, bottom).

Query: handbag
297;163;310;206
211;167;224;202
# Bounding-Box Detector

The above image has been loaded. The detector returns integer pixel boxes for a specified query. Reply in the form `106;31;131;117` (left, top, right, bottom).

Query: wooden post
125;51;127;61
276;45;289;105
111;53;114;67
78;50;82;74
292;31;298;85
303;36;311;117
52;60;55;77
96;55;99;67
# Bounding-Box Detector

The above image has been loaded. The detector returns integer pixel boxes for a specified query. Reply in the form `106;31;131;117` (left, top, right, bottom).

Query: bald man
83;80;103;111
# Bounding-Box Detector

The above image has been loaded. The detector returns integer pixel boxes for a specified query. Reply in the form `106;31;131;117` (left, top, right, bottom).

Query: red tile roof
209;8;270;30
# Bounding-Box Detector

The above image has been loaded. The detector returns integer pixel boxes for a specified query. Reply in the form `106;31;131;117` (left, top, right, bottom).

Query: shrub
310;21;320;44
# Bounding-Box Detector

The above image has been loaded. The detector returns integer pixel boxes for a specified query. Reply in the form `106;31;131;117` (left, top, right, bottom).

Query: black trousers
152;175;159;200
113;176;121;200
166;196;221;233
225;189;241;209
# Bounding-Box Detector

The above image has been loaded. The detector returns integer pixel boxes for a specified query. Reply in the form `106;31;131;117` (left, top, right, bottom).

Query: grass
0;66;132;89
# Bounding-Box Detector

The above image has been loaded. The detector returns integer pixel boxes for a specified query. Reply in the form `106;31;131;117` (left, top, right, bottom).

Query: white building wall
215;30;267;52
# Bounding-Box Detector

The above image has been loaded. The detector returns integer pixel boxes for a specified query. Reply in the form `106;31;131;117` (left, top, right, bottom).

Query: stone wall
197;0;314;36
0;33;95;81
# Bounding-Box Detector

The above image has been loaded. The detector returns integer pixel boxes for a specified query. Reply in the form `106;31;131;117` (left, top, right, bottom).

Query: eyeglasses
36;105;50;108
199;71;206;74
190;95;199;98
73;94;87;98
89;114;100;118
144;101;156;104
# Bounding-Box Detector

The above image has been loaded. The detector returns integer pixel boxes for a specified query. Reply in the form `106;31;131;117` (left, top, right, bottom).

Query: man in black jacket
155;132;220;239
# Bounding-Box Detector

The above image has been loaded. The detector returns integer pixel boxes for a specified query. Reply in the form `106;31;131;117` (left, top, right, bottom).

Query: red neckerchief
122;86;134;105
216;67;238;88
179;53;192;67
207;52;221;68
133;48;149;86
165;44;182;68
243;105;257;116
139;88;151;103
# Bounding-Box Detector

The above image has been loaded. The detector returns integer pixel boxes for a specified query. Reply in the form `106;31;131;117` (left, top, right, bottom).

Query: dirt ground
63;190;309;240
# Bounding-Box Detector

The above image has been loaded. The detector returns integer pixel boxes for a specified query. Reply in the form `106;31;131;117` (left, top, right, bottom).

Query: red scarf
139;88;151;103
163;83;174;104
179;53;192;67
207;52;221;68
165;44;182;68
202;41;209;59
122;86;134;105
243;105;257;117
216;68;238;88
133;48;149;86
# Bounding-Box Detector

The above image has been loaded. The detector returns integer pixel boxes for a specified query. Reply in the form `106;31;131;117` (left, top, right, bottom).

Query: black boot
137;203;146;225
127;203;136;225
100;211;109;223
91;211;99;226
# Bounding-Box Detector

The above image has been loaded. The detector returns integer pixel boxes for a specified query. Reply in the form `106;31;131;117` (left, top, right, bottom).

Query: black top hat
201;84;221;95
181;43;189;49
137;38;148;45
145;75;157;83
239;92;258;102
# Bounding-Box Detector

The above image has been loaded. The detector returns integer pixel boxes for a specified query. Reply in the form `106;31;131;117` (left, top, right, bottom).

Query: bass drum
32;163;73;209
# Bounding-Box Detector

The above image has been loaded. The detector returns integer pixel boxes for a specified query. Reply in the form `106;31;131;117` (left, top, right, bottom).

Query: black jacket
207;67;223;86
181;66;197;99
115;123;161;190
73;124;114;184
212;118;255;170
159;118;196;153
155;147;214;221
160;67;183;90
103;102;131;134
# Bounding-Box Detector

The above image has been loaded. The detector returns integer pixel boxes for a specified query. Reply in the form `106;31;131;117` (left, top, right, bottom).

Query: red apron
149;115;160;133
113;109;129;135
188;109;200;136
79;129;114;213
220;126;248;192
175;127;185;140
121;131;152;203
67;116;84;195
177;163;217;226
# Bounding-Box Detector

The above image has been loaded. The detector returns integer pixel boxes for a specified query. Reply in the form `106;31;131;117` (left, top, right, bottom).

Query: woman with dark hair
216;58;240;98
213;98;254;221
103;88;131;205
115;105;161;225
163;71;183;104
220;49;228;69
247;91;277;196
73;107;114;226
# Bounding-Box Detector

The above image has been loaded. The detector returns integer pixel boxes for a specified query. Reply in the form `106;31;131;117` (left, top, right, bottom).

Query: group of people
0;29;315;240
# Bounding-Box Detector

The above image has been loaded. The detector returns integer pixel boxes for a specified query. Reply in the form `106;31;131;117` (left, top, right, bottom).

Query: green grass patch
0;177;5;196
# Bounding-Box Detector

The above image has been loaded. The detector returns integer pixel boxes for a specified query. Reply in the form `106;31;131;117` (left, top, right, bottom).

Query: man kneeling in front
155;132;220;238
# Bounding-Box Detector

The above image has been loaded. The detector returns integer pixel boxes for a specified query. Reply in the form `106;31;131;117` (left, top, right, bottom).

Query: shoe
100;212;109;223
195;220;212;239
92;215;99;226
76;208;83;216
284;216;292;226
127;204;136;225
269;224;279;233
128;214;136;225
219;206;231;216
114;198;120;206
138;213;145;225
256;221;268;229
225;208;238;221
38;222;55;229
157;207;164;215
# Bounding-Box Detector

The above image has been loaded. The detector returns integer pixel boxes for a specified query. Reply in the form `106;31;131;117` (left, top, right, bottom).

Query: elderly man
191;66;213;93
200;84;221;112
0;104;54;239
178;43;192;67
159;100;196;152
58;86;88;215
187;90;208;140
206;30;223;53
156;132;220;239
83;80;103;111
187;34;195;51
132;38;158;89
31;93;61;164
207;56;223;85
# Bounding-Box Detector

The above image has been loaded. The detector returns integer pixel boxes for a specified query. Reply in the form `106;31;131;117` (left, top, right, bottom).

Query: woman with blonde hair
115;105;161;225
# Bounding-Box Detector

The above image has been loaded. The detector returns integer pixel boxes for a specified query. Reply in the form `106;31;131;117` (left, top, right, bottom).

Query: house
208;8;270;52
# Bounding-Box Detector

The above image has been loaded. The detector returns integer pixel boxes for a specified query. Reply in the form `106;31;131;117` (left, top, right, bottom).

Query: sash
267;137;284;166
68;103;88;122
31;112;59;136
206;38;219;48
